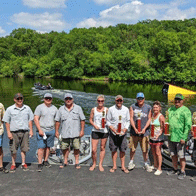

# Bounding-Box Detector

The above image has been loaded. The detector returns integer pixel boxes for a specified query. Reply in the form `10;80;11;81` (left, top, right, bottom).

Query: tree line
0;19;196;83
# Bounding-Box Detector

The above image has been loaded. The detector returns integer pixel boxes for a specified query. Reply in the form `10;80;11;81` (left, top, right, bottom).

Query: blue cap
136;92;145;99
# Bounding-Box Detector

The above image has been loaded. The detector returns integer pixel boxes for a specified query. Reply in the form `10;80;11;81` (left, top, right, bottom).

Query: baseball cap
44;93;52;98
136;92;145;99
14;93;23;99
115;95;123;100
175;93;184;100
64;93;73;99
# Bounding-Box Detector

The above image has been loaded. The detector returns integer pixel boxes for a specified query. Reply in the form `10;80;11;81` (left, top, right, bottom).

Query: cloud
23;0;67;8
77;0;196;28
93;0;129;5
11;12;69;32
0;27;6;35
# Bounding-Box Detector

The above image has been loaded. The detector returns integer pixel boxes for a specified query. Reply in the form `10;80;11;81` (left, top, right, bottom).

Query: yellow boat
162;83;196;101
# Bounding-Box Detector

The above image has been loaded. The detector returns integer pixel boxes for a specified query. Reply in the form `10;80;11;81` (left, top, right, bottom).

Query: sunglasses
65;97;73;101
137;97;144;100
97;100;104;103
16;97;23;100
45;97;52;100
116;99;123;102
175;98;182;101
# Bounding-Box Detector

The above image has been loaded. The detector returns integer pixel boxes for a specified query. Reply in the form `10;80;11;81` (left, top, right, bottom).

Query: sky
0;0;195;36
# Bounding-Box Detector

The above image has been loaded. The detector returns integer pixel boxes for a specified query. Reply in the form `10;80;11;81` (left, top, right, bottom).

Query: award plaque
164;111;170;136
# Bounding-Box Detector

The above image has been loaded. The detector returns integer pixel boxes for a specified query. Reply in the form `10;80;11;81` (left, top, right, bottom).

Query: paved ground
0;163;196;196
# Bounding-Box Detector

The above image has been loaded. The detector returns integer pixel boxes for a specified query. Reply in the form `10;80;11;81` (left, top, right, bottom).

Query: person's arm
141;109;152;134
5;122;13;140
79;120;85;137
122;108;130;134
106;108;118;134
181;110;192;144
34;115;44;136
55;121;60;139
1;104;5;121
155;114;165;140
130;106;138;134
89;108;100;130
28;120;33;137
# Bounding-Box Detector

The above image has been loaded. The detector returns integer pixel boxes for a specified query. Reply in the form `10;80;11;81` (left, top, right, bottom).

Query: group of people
0;91;195;181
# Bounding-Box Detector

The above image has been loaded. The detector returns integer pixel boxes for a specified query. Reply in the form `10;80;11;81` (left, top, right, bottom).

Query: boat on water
34;83;53;90
162;83;196;101
39;135;92;165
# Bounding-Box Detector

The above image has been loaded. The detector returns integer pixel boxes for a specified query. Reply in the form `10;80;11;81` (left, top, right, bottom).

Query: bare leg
59;149;69;168
11;153;17;166
110;151;117;172
130;150;136;161
0;147;3;168
120;151;126;169
156;145;162;171
89;139;99;171
171;155;178;170
180;158;186;172
21;151;26;164
74;149;80;169
151;145;158;168
143;152;148;162
44;147;50;162
37;148;44;164
99;138;107;172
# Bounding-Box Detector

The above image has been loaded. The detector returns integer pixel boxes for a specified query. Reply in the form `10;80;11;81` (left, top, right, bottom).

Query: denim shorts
0;134;3;147
36;130;55;149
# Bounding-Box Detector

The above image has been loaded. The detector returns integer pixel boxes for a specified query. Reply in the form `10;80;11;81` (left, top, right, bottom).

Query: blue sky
0;0;195;36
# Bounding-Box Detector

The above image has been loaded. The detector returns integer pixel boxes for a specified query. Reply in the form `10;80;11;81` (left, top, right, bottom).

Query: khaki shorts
61;137;80;150
129;135;149;153
10;131;29;154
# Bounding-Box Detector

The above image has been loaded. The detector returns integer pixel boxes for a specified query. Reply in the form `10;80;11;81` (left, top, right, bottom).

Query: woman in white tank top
89;95;108;172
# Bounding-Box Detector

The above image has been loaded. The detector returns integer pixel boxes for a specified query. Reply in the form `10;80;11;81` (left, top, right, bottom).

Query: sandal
121;168;129;174
75;164;81;169
110;168;117;173
59;163;68;169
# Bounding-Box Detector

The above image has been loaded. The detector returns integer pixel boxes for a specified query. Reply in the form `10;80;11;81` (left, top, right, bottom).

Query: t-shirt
34;103;58;133
168;105;192;142
0;103;5;135
130;103;151;137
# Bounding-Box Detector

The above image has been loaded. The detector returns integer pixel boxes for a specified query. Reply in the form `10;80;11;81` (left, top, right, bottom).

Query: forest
0;19;196;83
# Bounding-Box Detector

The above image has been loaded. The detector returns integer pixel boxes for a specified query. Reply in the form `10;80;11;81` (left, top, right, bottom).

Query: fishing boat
34;83;53;90
39;135;92;165
162;83;196;101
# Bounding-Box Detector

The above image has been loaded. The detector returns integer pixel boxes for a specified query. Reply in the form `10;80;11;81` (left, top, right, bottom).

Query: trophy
118;115;122;133
164;111;170;136
101;111;105;129
137;112;141;133
151;115;155;138
192;112;196;139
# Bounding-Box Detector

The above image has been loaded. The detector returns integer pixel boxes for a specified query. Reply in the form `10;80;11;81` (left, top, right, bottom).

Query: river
1;77;196;164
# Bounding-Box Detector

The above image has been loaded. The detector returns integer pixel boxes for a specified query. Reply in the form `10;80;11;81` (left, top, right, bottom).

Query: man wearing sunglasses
34;93;58;172
107;95;130;173
167;93;191;180
128;92;152;172
55;93;85;169
2;93;34;172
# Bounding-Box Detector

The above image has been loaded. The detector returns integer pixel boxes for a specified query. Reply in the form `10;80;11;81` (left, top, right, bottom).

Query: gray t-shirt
34;103;58;133
55;104;85;139
130;103;151;137
2;104;34;132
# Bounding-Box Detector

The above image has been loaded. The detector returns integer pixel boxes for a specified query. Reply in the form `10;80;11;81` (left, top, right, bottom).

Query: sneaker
21;164;29;171
43;161;51;168
154;170;162;176
167;169;178;175
128;162;135;170
143;164;153;172
190;176;196;181
178;171;186;180
0;167;9;173
37;164;43;172
10;165;16;173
